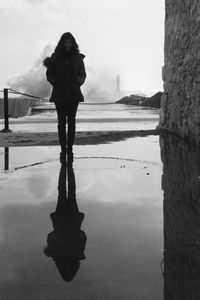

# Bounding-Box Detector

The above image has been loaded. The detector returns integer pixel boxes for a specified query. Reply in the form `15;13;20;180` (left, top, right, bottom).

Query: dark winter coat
44;52;86;103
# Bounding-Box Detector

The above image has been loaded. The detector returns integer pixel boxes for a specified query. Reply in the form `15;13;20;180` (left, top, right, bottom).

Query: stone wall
160;0;200;144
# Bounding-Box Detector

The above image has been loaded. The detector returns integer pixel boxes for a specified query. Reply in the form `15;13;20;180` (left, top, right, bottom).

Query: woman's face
63;39;73;52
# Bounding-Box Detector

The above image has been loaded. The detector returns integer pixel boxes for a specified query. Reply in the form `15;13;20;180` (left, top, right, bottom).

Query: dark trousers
55;102;79;153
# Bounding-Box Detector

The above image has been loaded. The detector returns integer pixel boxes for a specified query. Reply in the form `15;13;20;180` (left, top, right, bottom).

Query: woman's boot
60;150;66;164
67;147;74;165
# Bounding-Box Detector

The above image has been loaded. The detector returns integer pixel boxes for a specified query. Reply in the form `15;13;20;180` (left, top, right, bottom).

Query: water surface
0;134;199;299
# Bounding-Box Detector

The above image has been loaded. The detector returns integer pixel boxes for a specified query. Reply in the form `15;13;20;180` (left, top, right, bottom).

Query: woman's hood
43;53;56;67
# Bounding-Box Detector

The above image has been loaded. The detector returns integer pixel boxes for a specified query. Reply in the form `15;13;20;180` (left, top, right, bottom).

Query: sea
0;102;159;132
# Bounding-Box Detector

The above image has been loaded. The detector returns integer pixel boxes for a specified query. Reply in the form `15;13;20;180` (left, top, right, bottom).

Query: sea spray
7;44;120;102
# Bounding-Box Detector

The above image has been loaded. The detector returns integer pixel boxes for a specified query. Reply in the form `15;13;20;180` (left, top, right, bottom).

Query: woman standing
43;32;86;164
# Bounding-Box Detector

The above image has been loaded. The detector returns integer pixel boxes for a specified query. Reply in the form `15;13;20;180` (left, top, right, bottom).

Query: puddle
0;134;200;299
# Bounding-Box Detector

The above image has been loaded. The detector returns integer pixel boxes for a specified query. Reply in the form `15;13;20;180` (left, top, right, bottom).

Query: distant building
116;75;120;92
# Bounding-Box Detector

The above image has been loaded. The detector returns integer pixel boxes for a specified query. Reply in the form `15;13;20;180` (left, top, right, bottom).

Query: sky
0;0;165;100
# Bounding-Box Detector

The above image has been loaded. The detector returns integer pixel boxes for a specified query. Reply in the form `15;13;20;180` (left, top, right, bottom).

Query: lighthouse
116;75;120;92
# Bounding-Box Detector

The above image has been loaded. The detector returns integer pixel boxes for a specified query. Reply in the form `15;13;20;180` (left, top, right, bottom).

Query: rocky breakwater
116;91;162;108
160;0;200;144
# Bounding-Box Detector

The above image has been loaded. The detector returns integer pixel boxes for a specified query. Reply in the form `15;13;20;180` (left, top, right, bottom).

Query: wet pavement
0;134;200;299
0;103;159;132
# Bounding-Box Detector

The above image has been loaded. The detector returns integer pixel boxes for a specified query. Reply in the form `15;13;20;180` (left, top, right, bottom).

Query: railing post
1;88;12;133
4;147;9;171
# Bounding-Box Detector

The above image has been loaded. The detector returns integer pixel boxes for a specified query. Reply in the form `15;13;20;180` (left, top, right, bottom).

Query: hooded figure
43;32;86;164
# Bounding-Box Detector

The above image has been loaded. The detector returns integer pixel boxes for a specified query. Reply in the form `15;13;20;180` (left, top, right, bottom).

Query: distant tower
116;75;120;92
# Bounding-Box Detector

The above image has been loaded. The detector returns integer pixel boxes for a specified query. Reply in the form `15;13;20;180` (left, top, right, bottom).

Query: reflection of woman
43;32;86;164
44;165;87;282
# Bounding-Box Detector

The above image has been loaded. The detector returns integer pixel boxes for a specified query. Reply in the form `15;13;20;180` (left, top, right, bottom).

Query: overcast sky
0;0;165;97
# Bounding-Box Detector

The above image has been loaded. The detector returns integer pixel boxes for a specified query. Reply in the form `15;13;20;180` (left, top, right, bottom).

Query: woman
43;32;86;164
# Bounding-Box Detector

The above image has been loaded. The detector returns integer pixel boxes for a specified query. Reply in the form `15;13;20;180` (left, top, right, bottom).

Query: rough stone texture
160;134;200;298
160;1;200;144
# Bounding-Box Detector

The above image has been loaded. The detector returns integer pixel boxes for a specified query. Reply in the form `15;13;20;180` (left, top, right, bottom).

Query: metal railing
0;88;48;133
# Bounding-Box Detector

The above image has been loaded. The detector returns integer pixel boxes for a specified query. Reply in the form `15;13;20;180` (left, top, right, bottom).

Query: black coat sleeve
77;57;86;85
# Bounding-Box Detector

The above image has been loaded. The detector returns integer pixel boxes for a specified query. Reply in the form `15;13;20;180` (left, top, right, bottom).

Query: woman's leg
67;102;79;149
55;103;67;154
67;102;79;162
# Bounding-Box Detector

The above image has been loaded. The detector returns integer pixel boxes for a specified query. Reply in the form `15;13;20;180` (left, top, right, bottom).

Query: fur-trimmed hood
43;52;85;68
